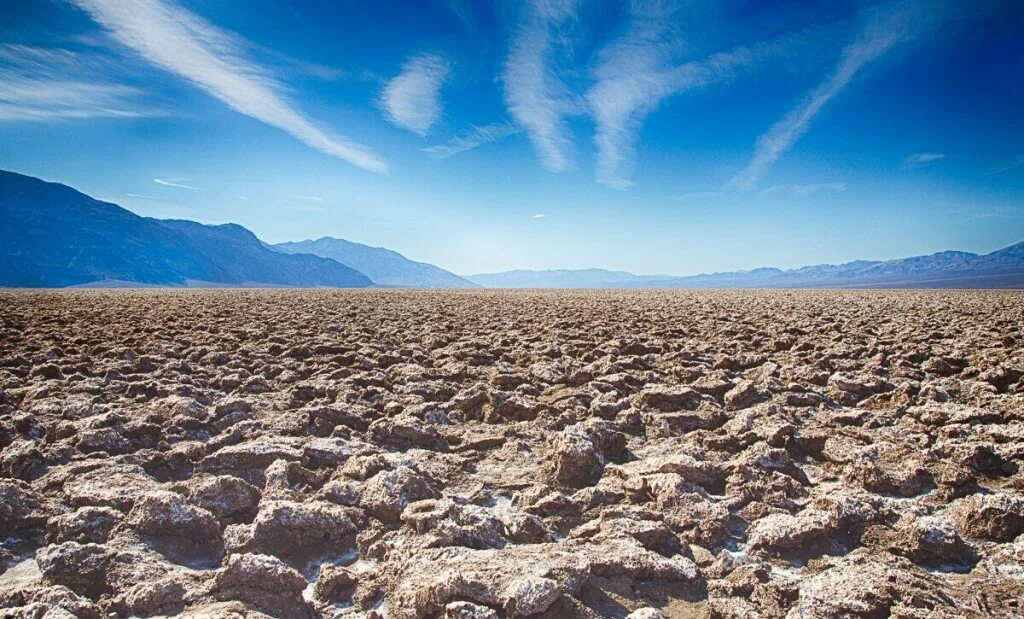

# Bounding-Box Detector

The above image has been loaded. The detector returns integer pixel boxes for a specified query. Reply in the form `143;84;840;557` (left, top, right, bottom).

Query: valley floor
1;289;1023;618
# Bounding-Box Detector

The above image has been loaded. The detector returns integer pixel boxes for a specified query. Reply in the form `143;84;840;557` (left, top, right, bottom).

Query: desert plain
1;288;1023;618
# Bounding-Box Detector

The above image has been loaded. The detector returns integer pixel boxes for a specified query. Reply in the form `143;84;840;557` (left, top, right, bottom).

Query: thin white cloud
0;44;163;121
71;0;387;173
0;43;130;77
986;153;1024;176
295;195;323;202
443;0;473;31
154;178;201;190
237;195;249;200
955;204;1024;222
587;6;836;190
422;122;522;159
261;48;379;83
380;52;450;135
502;0;578;172
761;182;847;196
0;78;158;121
532;213;546;219
675;190;725;201
586;1;684;190
901;152;945;169
726;1;951;192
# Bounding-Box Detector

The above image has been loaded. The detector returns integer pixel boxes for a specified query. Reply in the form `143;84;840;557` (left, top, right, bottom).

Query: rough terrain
1;289;1023;618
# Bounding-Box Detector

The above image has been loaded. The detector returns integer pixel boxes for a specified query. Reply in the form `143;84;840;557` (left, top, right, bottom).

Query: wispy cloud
986;153;1024;176
1;43;109;74
957;205;1024;222
125;193;161;199
761;182;847;196
442;0;474;31
154;178;200;190
380;52;450;135
901;152;945;169
262;49;380;84
727;1;950;192
502;0;579;172
71;0;387;173
422;122;522;159
0;78;157;121
587;6;836;189
675;182;843;202
675;190;725;201
532;213;546;219
0;44;163;121
295;195;323;202
586;1;688;190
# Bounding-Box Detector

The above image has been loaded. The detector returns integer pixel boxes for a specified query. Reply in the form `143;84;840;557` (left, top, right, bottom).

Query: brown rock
724;380;768;411
213;553;315;619
953;493;1024;542
361;466;441;523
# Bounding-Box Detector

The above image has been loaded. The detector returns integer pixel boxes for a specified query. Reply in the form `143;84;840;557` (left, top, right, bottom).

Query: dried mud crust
0;288;1023;618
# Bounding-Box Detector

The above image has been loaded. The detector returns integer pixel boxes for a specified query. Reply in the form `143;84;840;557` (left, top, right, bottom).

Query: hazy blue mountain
275;237;479;288
0;170;371;288
159;220;372;287
6;168;1022;290
467;244;1024;289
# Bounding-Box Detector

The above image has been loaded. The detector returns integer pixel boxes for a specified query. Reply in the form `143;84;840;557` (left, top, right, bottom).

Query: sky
1;0;1023;276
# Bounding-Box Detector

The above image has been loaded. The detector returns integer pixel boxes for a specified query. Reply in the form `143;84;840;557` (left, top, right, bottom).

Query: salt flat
1;289;1023;618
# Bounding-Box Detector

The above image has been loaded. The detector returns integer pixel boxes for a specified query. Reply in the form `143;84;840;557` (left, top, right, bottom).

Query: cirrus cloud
502;0;579;173
0;44;165;121
380;52;450;135
588;14;836;190
726;0;968;192
154;178;200;190
761;182;847;196
71;0;387;173
422;122;522;159
901;152;945;169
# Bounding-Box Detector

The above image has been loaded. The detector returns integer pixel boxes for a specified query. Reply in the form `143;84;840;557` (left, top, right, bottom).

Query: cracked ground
1;289;1023;618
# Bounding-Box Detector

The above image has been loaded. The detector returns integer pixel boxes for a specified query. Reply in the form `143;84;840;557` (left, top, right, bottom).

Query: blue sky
1;0;1022;275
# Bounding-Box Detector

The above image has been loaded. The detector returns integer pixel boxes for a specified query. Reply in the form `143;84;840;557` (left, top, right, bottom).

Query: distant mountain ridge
4;169;1022;290
467;243;1024;289
0;170;371;288
274;237;478;288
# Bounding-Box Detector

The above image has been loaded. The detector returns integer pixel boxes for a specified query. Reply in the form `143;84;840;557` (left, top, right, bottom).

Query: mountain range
2;169;1023;289
273;237;477;288
467;245;1024;289
0;170;464;288
0;170;371;288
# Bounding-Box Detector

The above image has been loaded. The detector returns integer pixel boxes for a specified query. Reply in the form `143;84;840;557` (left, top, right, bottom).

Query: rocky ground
1;289;1023;618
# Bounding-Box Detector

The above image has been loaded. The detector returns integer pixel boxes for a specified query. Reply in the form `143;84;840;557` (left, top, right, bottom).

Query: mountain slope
467;244;1024;289
275;237;478;288
0;170;371;288
160;221;372;287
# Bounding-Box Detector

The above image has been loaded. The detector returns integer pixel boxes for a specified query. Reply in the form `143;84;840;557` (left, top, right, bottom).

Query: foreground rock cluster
1;289;1023;618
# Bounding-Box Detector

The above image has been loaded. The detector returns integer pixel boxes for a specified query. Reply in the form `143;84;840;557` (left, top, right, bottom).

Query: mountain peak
275;237;478;288
0;170;371;288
